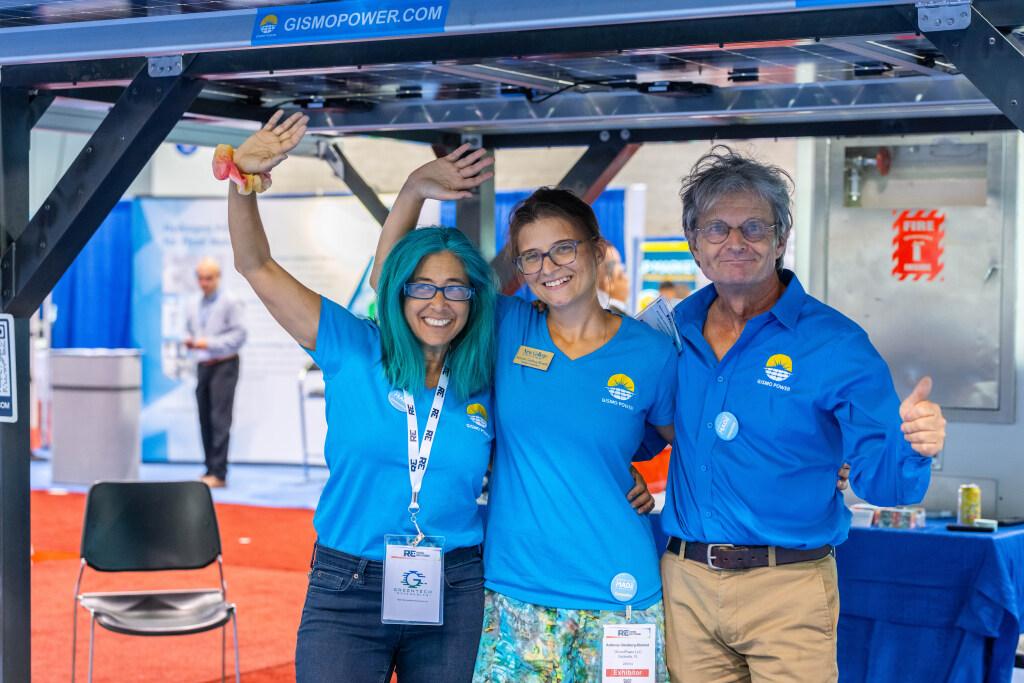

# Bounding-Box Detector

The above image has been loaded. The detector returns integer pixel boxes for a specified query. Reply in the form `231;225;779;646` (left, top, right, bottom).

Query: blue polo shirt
305;297;492;560
485;296;677;611
663;271;932;549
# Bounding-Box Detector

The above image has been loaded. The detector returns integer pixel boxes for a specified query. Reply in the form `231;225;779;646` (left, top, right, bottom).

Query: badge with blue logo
382;534;445;625
714;411;739;441
610;572;638;603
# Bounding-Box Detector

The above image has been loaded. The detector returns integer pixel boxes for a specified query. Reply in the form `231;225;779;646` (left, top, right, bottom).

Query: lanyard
402;364;450;545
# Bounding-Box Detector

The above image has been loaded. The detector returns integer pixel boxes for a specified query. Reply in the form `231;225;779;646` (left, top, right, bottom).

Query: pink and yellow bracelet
212;144;272;195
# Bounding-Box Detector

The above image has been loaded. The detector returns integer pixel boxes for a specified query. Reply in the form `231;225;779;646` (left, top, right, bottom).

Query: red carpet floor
31;489;316;682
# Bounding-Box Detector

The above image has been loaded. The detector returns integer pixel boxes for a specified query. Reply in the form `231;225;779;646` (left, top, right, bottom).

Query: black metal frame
1;0;1024;677
0;85;33;683
558;140;641;204
319;141;390;226
1;59;204;316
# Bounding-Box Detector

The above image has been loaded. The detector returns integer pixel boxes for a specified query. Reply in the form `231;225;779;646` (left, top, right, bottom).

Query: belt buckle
707;543;734;570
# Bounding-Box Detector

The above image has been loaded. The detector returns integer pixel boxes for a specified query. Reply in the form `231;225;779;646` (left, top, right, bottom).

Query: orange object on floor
633;446;671;493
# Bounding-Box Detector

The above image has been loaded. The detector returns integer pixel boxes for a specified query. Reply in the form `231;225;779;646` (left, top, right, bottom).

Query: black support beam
557;139;641;204
925;6;1024;133
1;60;204;316
0;85;33;683
319;141;390;227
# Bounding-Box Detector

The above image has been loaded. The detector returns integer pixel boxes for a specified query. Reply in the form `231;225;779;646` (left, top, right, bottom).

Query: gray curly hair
679;145;794;272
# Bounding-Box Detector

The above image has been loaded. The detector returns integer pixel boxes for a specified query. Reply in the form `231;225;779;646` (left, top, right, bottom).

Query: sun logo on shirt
764;354;793;382
606;374;636;401
466;403;488;429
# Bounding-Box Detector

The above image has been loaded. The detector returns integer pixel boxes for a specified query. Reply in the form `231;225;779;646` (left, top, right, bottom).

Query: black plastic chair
71;481;240;682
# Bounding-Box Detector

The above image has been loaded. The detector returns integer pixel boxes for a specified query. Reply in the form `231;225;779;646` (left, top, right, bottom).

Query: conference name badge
381;535;444;625
513;345;554;371
601;623;656;683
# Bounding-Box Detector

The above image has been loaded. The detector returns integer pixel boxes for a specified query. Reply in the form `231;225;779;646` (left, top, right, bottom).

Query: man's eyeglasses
514;238;592;275
695;219;778;245
403;282;475;301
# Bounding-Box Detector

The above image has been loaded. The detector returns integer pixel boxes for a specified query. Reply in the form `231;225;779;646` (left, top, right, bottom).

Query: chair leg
70;600;78;683
87;615;96;683
231;610;241;683
221;624;226;683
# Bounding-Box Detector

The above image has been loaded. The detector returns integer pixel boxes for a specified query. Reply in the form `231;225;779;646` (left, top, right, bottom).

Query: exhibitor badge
602;623;655;683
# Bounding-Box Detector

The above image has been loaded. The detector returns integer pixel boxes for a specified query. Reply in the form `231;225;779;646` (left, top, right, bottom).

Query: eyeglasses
514;238;592;275
403;282;475;301
694;219;778;245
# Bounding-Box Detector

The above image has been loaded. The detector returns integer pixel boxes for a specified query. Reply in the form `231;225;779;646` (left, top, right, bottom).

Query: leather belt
199;354;239;367
666;536;833;571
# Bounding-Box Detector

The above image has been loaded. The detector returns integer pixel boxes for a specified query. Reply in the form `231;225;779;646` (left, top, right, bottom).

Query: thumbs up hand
899;377;946;457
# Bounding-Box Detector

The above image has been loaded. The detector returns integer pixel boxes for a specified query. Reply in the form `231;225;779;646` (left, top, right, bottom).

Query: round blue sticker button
610;572;638;603
714;411;739;441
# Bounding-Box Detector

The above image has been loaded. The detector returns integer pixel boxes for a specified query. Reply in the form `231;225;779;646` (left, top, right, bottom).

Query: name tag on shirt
381;535;444;625
513;345;554;371
602;623;656;683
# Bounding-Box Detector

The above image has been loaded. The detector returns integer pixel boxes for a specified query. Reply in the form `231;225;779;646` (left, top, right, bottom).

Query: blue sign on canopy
252;0;449;46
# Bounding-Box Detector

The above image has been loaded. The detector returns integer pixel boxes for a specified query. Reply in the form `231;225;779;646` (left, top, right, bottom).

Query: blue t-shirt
662;271;931;549
485;296;677;611
306;297;493;560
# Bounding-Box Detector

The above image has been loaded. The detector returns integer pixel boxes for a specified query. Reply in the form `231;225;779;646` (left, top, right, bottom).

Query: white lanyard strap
402;364;450;543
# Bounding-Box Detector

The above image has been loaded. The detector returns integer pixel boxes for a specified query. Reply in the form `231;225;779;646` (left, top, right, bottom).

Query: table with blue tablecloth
648;514;1024;682
835;520;1024;683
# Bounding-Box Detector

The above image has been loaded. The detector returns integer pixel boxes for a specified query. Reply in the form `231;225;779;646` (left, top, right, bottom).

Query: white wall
929;132;1024;516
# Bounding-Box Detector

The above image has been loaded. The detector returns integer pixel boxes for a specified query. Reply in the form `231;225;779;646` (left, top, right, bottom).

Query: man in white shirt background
185;257;247;488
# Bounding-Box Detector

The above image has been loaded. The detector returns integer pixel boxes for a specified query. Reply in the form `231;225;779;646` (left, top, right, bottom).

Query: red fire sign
891;209;945;281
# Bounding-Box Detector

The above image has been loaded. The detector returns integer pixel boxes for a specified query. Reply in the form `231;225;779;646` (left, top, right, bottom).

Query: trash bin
50;349;142;485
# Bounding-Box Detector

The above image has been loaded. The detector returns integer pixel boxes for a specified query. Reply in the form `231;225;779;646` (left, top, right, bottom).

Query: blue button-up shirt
662;270;932;549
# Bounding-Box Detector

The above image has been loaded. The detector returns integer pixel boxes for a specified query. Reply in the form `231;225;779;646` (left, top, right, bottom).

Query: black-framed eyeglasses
403;282;475;301
514;238;593;275
695;219;778;245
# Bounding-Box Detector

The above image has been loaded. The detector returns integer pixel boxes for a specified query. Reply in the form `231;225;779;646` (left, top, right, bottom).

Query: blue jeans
296;542;485;683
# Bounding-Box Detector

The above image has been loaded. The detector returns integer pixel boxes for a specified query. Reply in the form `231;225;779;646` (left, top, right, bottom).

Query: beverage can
958;483;981;526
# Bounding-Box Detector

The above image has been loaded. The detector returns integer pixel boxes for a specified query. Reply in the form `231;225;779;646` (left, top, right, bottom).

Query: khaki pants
660;545;839;683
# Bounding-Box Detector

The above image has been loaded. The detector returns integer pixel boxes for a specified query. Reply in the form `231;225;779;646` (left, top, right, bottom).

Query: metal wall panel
818;133;1016;422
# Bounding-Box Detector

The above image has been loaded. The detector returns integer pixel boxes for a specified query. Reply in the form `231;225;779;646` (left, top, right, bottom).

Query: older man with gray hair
185;256;247;488
657;146;946;681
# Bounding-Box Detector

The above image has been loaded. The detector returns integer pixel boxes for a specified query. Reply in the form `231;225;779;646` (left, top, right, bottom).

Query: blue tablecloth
647;514;1024;682
836;520;1024;683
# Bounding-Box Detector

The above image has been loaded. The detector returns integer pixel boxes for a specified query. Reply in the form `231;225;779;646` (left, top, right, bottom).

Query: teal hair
377;227;496;399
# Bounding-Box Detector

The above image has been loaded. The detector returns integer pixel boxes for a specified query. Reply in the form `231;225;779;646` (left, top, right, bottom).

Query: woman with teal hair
222;111;498;682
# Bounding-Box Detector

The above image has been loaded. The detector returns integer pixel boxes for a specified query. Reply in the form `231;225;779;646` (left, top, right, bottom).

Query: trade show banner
131;196;381;464
633;237;698;312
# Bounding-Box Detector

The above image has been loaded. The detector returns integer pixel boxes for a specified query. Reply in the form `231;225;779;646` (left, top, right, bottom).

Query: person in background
185;256;247;489
597;243;631;314
659;145;947;682
657;280;687;309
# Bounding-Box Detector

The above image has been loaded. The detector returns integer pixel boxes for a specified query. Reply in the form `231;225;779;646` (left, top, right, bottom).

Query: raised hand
234;110;309;175
404;143;494;201
899;376;946;457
